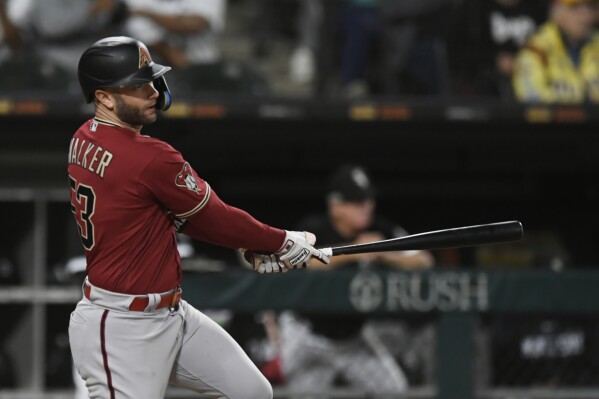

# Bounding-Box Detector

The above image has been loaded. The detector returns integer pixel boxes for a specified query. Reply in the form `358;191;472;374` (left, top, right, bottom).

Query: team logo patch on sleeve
175;163;201;194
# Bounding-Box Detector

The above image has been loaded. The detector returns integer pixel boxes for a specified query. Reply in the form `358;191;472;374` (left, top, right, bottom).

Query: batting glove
242;250;288;274
276;230;330;269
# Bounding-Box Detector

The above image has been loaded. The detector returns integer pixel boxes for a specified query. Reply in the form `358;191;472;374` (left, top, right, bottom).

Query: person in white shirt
124;0;226;67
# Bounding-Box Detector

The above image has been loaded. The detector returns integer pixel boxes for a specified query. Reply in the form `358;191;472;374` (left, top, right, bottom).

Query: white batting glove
241;250;288;274
276;230;330;269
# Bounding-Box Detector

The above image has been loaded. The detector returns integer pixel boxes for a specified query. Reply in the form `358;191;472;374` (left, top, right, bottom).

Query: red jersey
68;118;284;294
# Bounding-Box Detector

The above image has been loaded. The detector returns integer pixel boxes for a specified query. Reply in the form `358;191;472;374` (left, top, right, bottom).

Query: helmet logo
175;163;201;194
139;47;152;68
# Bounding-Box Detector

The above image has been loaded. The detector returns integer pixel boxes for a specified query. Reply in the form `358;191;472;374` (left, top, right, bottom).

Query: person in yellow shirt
513;0;599;103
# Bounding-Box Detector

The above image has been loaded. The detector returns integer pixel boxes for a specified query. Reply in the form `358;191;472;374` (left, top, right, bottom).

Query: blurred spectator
302;165;434;270
3;0;125;69
513;0;599;103
124;0;267;95
252;0;297;59
123;0;226;68
288;0;323;85
335;0;458;98
0;0;125;92
376;0;457;97
278;165;434;395
338;0;380;98
0;0;21;56
254;0;455;97
448;0;546;99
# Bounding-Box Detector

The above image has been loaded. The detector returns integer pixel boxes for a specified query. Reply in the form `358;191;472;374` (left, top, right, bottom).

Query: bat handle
320;248;333;257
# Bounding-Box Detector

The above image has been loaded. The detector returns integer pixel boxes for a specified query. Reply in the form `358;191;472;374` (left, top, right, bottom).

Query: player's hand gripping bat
318;221;523;257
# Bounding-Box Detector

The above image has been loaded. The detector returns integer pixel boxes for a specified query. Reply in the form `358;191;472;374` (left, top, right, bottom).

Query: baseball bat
319;221;523;257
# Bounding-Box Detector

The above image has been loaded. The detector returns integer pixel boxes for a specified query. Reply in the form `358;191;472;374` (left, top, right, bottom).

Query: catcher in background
277;165;434;395
68;36;328;399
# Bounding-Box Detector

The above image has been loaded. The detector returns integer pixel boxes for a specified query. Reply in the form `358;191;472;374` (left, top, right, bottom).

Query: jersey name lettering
68;137;114;178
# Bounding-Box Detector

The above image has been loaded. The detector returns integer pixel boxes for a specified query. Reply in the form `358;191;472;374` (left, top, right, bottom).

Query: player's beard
113;95;156;126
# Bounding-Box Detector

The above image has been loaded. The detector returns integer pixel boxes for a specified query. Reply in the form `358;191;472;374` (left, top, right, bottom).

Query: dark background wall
1;114;598;266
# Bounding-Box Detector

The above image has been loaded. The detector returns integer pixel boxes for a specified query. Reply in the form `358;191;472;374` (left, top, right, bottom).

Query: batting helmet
78;36;172;111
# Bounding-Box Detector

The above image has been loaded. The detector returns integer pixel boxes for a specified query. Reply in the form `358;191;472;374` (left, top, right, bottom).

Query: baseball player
68;36;329;399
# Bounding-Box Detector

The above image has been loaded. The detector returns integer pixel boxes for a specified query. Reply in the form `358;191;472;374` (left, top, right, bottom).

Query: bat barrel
327;220;523;256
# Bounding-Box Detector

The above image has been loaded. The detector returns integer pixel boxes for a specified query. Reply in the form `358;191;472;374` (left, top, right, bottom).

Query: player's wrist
273;228;287;252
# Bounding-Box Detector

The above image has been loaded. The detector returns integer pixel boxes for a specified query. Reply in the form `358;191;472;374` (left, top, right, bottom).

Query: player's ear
95;90;115;110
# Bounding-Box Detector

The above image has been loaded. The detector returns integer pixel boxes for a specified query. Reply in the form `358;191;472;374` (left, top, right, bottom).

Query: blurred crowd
0;0;232;96
1;0;599;103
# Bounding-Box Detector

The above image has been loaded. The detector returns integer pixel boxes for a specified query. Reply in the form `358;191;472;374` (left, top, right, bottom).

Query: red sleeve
181;190;285;252
138;147;211;217
138;146;284;252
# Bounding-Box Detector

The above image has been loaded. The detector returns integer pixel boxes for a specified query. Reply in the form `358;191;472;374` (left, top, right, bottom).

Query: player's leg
72;360;89;399
69;300;183;399
169;301;273;399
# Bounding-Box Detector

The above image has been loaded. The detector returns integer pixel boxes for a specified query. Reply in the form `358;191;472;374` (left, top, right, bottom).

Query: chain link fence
477;314;599;391
232;311;599;399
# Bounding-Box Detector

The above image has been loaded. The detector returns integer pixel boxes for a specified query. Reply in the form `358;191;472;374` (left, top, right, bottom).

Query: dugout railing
1;188;599;399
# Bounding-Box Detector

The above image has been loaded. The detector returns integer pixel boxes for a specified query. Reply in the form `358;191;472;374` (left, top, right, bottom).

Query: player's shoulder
126;133;183;164
136;134;176;153
73;118;95;136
